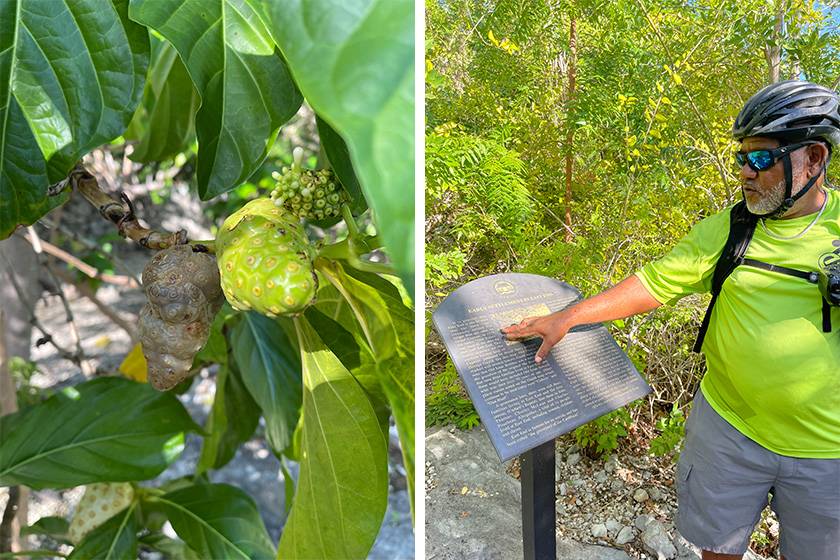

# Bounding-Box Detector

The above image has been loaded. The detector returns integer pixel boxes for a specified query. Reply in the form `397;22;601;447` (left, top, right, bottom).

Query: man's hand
501;311;571;364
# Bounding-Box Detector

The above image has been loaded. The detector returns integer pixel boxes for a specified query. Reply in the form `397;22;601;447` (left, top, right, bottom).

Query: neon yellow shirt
636;188;840;458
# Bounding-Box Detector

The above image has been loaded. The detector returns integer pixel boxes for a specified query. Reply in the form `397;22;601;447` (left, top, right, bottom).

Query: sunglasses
735;141;816;172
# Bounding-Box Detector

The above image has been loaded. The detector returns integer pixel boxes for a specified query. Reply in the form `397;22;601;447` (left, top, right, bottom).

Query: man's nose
740;162;757;181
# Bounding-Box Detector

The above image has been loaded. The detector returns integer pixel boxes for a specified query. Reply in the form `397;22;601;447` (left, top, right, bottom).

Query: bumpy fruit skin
269;149;347;221
139;245;223;391
217;198;317;317
68;483;134;544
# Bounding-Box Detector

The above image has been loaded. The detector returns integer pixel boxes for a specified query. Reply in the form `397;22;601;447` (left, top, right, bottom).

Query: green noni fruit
270;147;347;220
217;198;317;317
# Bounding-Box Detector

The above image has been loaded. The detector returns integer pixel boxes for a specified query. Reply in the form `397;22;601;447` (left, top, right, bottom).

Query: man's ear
806;142;829;174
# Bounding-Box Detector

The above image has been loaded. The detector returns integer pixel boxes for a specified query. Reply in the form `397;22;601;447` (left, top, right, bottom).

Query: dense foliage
426;0;839;434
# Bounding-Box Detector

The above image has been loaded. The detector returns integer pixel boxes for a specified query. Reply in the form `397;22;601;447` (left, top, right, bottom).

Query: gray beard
744;178;787;215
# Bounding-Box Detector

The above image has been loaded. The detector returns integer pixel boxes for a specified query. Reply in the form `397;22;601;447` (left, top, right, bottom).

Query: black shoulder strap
693;201;758;353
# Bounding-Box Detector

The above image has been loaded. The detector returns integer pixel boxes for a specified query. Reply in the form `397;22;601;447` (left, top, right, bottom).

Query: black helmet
733;80;840;146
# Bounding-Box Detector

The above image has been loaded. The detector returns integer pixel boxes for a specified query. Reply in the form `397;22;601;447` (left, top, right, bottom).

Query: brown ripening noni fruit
139;245;223;391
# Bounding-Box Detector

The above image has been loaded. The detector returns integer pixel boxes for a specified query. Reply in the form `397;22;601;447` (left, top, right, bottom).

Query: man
502;80;840;560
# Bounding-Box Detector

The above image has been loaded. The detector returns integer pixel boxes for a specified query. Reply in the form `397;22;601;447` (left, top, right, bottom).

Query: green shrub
426;360;480;430
574;407;632;459
649;403;687;461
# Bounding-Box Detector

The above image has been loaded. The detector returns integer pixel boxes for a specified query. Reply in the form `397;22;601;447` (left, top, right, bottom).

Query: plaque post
520;439;556;560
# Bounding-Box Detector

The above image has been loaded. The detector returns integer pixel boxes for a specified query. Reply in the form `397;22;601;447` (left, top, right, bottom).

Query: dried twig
50;266;139;344
15;232;139;289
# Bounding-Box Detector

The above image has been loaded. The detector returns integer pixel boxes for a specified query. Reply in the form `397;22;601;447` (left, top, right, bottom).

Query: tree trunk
0;235;41;552
564;15;577;243
764;1;785;84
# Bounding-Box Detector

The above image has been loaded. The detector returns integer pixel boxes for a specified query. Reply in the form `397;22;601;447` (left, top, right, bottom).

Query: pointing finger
534;337;557;363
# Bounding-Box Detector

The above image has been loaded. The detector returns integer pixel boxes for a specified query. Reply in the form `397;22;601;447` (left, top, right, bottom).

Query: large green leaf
316;116;367;215
128;0;303;199
0;0;150;239
260;0;415;287
278;316;387;559
155;483;275;560
138;533;201;560
303;306;389;437
346;268;415;513
319;262;415;515
229;312;301;453
0;377;197;489
196;363;260;473
68;504;138;560
124;37;199;162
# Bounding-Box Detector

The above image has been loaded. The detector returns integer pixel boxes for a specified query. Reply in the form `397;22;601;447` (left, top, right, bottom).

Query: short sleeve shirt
636;189;840;458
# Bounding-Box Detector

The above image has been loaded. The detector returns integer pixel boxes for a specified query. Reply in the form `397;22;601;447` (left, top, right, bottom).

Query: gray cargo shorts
675;388;840;560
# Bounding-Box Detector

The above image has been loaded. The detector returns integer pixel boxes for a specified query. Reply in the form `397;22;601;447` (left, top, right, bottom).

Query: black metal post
521;439;556;560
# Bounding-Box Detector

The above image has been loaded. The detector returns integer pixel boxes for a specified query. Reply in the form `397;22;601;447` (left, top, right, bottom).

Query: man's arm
501;275;662;363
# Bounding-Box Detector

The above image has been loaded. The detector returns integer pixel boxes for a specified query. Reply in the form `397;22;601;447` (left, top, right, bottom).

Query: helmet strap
748;155;822;220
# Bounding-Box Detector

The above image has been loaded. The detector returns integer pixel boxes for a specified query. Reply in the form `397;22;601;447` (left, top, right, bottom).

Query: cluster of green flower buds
270;147;347;220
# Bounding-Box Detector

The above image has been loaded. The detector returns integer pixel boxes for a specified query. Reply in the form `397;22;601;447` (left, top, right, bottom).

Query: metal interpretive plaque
432;273;651;462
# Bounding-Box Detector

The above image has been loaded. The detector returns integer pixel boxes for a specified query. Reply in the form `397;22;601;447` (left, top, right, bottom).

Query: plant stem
341;204;359;239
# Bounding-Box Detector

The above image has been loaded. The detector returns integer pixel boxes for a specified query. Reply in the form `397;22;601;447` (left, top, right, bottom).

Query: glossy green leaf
0;0;149;239
156;483;275;560
125;38;199;162
138;533;200;560
229;312;301;453
197;363;260;473
138;533;201;560
278;316;388;559
316;116;367;215
128;0;303;199
304;307;389;436
317;260;396;356
68;504;138;560
261;0;415;285
20;516;69;540
0;377;198;489
319;262;415;515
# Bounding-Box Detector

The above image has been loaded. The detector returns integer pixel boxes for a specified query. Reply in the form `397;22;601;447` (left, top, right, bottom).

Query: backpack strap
693;201;758;353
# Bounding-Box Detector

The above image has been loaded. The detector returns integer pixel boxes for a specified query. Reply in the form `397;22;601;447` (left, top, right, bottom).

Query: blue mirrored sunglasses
735;141;816;172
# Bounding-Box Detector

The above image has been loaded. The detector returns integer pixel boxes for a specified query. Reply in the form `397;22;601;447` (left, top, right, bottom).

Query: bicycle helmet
733;80;840;145
733;80;840;218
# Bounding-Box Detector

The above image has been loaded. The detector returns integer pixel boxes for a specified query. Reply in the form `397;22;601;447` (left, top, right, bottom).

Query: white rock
594;470;608;484
558;482;567;496
567;452;581;466
635;514;654;530
591;523;608;538
606;518;622;535
641;519;677;560
633;488;650;503
616;525;636;545
649;486;664;502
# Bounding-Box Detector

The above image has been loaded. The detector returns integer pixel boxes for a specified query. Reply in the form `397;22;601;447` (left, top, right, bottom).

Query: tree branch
14;232;139;289
64;165;190;251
